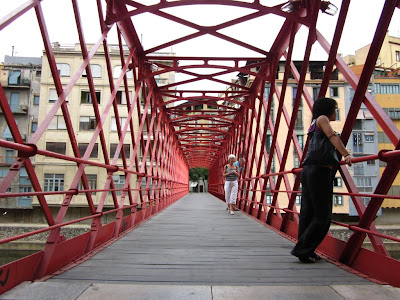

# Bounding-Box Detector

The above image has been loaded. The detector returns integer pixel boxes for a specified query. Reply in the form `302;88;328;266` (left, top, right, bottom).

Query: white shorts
224;181;238;205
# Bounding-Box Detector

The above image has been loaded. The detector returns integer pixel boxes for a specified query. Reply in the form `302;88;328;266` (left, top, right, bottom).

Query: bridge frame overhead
0;0;400;294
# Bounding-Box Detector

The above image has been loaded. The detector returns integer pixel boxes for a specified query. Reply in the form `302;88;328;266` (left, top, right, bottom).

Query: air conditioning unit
20;104;28;111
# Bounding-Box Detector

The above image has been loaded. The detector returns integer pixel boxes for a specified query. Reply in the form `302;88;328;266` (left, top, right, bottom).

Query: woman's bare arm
317;115;352;166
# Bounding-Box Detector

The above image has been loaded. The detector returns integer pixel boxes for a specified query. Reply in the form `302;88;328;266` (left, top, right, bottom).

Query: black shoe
291;249;316;263
298;256;316;263
311;252;322;261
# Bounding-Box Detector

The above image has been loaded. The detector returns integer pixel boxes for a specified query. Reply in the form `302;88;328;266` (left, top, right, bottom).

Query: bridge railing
210;149;400;287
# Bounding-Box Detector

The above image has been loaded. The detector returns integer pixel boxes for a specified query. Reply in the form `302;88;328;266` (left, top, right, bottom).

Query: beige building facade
226;61;348;215
35;43;174;208
345;32;400;69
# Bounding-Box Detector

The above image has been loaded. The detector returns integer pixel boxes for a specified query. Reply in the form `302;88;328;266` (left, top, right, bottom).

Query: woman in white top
223;154;240;215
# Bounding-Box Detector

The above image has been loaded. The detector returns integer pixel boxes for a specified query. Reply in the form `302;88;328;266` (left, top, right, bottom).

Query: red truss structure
0;0;400;293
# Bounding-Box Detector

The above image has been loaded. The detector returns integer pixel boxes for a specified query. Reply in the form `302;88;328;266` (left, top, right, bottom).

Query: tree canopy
189;168;209;182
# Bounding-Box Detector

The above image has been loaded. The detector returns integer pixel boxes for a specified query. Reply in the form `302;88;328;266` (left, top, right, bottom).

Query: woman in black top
291;98;353;263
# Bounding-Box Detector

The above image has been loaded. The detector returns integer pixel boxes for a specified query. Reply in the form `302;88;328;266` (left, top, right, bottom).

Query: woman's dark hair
312;97;337;119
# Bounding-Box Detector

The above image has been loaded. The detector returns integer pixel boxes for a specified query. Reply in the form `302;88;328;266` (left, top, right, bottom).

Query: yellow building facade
374;77;400;208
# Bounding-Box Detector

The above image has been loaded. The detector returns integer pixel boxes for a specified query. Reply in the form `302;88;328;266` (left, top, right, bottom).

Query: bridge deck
52;193;369;286
6;194;400;299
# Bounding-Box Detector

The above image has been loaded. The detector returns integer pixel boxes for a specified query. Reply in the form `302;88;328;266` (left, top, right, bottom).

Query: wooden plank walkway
50;193;371;286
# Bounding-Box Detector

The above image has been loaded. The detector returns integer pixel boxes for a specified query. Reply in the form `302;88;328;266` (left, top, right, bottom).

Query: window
8;70;21;85
33;95;40;105
364;134;374;142
49;88;68;103
79;116;97;130
333;195;343;206
18;168;32;206
293;152;300;168
78;174;97;194
112;175;125;195
48;116;66;130
6;149;15;164
83;64;102;78
374;83;400;94
78;143;98;158
266;134;272;154
312;87;320;101
49;88;58;103
367;159;376;166
10;93;20;112
81;90;101;104
356;177;373;192
336;108;340;121
113;65;133;79
44;174;64;191
46;142;66;155
141;177;153;187
265;178;274;205
56;63;71;77
116;91;131;105
353;119;362;130
265;86;270;98
31;122;38;133
110;117;130;132
396;51;400;62
354;163;364;176
293;135;303;168
270;99;275;125
194;104;203;110
295;195;301;205
353;133;363;153
378;132;391;144
292;87;303;106
330;87;339;97
36;70;41;77
270;156;276;173
3;124;14;140
19;168;31;190
296;135;304;150
0;169;11;192
295;108;303;130
387;108;400;120
357;177;372;187
333;177;342;187
110;143;131;159
292;87;298;101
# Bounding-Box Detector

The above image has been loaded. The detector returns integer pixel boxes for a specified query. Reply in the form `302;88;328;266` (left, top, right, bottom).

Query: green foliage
189;168;209;181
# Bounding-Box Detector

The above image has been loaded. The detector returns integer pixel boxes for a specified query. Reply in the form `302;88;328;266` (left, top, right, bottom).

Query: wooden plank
50;194;372;286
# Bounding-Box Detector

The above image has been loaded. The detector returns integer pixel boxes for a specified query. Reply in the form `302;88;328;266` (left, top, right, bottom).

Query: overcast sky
1;1;399;78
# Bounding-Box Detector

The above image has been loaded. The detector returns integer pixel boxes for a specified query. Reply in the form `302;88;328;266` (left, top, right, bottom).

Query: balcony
7;72;31;87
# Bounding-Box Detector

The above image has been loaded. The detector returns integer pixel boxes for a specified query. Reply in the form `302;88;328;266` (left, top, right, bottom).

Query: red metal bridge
1;0;400;296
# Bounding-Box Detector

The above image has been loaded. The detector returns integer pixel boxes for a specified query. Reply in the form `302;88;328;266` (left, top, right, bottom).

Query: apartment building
0;55;41;209
344;33;400;222
225;60;349;215
344;79;380;217
35;43;174;210
375;75;400;220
